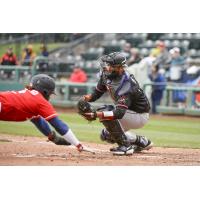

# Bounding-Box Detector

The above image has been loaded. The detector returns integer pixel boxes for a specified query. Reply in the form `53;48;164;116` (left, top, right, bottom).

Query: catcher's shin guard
101;119;130;147
100;128;115;144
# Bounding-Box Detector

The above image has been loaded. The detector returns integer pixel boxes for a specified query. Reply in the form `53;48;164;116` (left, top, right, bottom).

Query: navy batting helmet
30;74;55;100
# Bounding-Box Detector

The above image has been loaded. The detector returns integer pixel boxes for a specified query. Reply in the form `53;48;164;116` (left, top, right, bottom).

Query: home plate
12;153;36;158
134;155;162;159
11;153;67;159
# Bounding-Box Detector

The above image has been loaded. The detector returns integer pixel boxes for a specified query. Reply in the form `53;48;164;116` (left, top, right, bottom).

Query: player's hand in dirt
76;143;84;152
76;144;96;154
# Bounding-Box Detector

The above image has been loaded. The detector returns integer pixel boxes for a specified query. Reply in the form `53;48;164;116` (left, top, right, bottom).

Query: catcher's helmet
99;52;127;80
100;52;127;67
30;74;55;100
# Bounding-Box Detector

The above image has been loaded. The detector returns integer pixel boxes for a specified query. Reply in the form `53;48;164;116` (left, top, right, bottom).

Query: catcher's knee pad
100;129;115;144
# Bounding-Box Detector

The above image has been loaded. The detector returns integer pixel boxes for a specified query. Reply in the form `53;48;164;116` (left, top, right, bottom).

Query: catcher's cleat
133;136;153;152
112;145;135;156
110;146;119;152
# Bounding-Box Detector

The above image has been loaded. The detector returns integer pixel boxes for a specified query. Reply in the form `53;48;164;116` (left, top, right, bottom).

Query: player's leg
101;119;135;155
124;131;153;152
97;105;125;144
97;105;135;155
119;111;153;151
98;106;152;154
31;117;71;146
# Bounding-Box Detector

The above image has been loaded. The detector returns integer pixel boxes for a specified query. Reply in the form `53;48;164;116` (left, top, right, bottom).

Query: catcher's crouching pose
78;52;153;155
0;74;90;153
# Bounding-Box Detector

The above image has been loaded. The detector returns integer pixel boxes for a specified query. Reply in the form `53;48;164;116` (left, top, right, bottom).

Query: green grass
0;113;199;149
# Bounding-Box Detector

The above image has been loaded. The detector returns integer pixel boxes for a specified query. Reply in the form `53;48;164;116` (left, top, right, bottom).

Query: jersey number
18;89;39;95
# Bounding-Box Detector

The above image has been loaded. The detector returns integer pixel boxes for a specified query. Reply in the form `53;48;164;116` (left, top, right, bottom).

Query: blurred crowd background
0;33;200;115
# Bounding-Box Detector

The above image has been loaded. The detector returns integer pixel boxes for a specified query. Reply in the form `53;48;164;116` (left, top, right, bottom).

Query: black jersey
90;71;150;116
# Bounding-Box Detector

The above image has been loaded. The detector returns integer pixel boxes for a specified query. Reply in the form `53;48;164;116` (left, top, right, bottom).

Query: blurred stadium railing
1;60;200;116
143;82;200;116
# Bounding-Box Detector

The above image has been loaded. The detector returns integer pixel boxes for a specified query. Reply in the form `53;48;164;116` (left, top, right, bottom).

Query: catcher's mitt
77;98;97;121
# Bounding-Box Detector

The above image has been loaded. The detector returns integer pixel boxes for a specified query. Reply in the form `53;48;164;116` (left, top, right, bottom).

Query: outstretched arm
49;117;96;153
31;117;51;137
83;78;107;102
31;116;93;153
48;116;83;151
30;117;70;146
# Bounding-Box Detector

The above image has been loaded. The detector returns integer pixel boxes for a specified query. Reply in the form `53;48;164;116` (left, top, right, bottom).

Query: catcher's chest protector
105;75;130;103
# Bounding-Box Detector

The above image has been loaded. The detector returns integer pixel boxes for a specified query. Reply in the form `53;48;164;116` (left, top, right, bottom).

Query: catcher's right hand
77;97;97;121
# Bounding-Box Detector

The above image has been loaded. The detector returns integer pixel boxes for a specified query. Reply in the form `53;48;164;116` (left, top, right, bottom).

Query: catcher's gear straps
101;119;130;147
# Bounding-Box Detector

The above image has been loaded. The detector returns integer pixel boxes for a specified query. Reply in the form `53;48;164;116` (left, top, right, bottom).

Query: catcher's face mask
99;60;122;80
99;53;127;80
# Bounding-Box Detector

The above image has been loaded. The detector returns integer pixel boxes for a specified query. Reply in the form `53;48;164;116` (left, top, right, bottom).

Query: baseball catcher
77;52;153;155
0;74;91;153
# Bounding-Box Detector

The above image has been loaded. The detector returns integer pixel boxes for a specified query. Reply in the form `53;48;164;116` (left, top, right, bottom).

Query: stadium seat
140;48;149;57
43;62;57;72
189;39;200;49
69;85;87;101
146;40;154;48
181;40;190;48
126;37;143;47
194;33;200;39
168;33;176;39
176;33;184;39
75;61;85;68
188;49;198;58
164;40;171;48
171;40;181;48
84;61;99;73
58;63;74;73
103;44;121;55
185;33;192;39
82;52;99;60
74;55;82;61
81;47;104;61
103;33;116;41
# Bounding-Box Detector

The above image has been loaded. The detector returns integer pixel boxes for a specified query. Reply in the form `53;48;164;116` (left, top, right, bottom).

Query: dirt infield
0;134;200;166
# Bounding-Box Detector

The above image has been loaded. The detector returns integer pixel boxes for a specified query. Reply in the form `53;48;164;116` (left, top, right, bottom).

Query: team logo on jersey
118;96;126;105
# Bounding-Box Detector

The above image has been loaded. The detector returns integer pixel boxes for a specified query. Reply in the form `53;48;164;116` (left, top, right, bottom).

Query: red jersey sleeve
37;98;58;121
